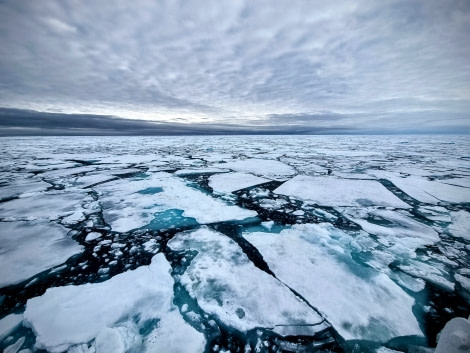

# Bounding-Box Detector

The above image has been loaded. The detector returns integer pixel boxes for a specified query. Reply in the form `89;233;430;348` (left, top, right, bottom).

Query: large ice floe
274;176;411;208
168;227;329;336
96;172;256;232
385;176;470;204
0;220;83;287
243;223;423;341
23;253;205;353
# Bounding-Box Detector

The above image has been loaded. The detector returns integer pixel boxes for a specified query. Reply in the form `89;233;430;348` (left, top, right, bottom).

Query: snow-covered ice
97;172;257;232
243;223;423;341
0;220;83;287
387;176;470;204
274;176;411;208
168;227;328;335
214;158;295;179
24;253;205;353
208;172;269;193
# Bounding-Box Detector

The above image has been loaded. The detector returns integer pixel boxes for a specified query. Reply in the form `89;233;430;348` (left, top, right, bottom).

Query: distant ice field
0;135;469;353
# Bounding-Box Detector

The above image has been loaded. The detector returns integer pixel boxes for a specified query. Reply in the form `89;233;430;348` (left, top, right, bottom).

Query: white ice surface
97;172;256;232
168;227;327;335
0;221;83;287
24;253;205;353
448;211;470;240
85;232;102;242
243;223;423;341
387;176;470;204
214;158;295;179
398;260;455;292
174;167;229;176
208;172;269;193
0;190;86;221
74;174;116;188
0;179;50;201
341;209;440;254
274;176;411;208
0;313;23;340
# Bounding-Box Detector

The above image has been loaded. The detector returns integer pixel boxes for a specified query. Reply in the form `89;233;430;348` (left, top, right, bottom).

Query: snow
0;190;86;221
174;167;229;176
243;223;423;341
398;260;455;292
435;317;470;353
387;176;470;204
97;172;256;232
74;174;116;188
275;176;411;208
341;209;440;253
23;253;205;353
208;172;269;193
0;180;50;201
214;158;295;179
85;232;102;242
448;211;470;240
168;227;328;335
0;221;83;287
0;313;23;340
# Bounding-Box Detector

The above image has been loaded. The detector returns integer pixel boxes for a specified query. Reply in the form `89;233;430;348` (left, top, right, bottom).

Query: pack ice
1;135;469;353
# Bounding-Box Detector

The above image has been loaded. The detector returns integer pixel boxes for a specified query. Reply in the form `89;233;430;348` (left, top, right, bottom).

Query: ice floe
214;158;295;179
387;176;470;204
243;223;423;341
0;190;87;221
0;220;83;287
97;173;256;232
274;176;411;208
168;227;328;335
341;209;440;253
24;253;205;353
448;211;470;240
208;172;269;193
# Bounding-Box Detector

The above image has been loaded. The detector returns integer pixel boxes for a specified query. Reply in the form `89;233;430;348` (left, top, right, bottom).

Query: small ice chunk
4;337;25;353
261;221;274;230
142;239;159;253
85;232;102;242
0;313;23;340
455;274;470;292
435;317;470;353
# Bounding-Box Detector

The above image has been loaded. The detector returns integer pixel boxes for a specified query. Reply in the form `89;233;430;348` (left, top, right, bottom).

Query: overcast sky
0;0;469;134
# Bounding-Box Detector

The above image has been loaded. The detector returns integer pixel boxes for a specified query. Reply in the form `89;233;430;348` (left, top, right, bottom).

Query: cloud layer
0;0;469;133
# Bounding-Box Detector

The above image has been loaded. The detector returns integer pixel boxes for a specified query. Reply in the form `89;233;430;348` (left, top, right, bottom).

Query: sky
0;0;469;135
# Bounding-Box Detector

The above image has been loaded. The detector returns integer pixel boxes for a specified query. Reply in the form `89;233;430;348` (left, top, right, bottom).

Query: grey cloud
0;0;469;133
0;107;357;135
